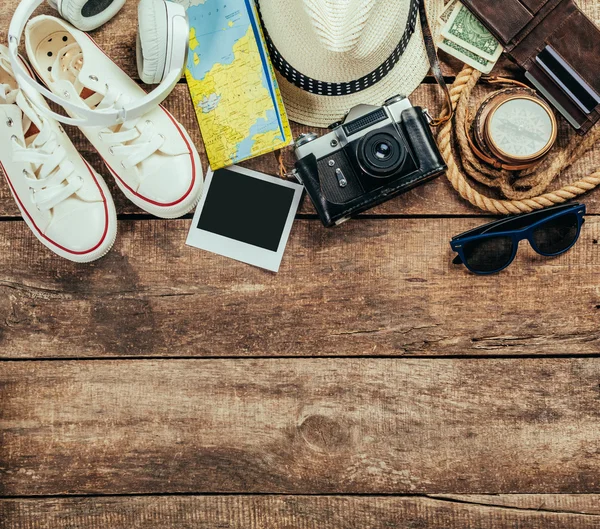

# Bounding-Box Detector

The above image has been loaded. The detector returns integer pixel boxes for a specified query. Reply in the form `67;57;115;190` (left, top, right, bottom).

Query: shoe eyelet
6;118;13;127
120;161;127;169
158;134;165;140
78;176;84;184
89;75;98;82
11;134;18;143
63;90;71;99
108;146;115;155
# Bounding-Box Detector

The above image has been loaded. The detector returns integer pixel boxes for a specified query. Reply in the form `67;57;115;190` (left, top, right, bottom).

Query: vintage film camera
293;95;447;227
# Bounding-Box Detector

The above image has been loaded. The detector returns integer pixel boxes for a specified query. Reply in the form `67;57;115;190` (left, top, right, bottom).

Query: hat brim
272;0;442;128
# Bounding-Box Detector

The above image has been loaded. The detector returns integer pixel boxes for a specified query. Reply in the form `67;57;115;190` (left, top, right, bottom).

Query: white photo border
186;165;303;272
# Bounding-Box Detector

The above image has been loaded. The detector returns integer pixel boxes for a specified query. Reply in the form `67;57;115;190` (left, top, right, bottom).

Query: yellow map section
185;26;291;169
189;27;199;51
251;129;284;156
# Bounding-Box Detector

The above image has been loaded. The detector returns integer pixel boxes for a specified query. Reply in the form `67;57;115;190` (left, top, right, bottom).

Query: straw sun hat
258;0;443;128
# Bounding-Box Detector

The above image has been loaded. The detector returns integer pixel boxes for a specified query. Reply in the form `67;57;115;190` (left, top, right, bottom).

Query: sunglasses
450;203;586;274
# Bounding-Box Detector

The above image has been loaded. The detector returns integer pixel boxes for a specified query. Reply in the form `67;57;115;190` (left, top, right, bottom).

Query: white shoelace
0;83;82;212
53;44;165;175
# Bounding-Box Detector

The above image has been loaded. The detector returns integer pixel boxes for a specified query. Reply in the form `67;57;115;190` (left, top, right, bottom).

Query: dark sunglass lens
462;236;514;273
532;213;579;255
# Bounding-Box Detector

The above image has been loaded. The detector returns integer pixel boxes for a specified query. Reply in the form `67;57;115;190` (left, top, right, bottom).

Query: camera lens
357;132;406;177
374;141;392;160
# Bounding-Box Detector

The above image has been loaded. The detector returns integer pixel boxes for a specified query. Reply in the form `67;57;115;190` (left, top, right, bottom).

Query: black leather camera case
295;107;446;227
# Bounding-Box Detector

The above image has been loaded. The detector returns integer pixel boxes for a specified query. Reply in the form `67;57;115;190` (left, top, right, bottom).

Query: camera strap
418;0;453;127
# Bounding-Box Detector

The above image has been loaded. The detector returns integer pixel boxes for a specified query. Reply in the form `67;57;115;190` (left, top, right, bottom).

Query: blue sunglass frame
450;203;586;275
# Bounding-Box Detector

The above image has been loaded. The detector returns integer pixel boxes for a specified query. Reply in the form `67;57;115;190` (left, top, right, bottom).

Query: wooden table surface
2;1;600;527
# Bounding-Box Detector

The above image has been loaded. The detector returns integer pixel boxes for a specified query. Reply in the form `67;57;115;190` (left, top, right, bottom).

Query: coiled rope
437;65;600;215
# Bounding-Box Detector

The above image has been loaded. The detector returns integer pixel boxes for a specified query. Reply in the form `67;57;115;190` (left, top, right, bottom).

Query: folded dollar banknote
438;0;502;75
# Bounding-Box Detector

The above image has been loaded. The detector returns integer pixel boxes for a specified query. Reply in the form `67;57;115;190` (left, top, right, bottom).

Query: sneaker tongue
78;62;104;91
0;54;18;88
77;63;110;109
50;43;107;102
14;91;43;135
59;37;105;94
24;122;40;140
0;83;18;105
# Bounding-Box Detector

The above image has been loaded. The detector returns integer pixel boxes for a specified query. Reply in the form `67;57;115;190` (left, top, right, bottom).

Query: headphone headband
8;0;185;127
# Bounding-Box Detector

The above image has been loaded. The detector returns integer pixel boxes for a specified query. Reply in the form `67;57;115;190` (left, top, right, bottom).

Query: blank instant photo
186;166;303;272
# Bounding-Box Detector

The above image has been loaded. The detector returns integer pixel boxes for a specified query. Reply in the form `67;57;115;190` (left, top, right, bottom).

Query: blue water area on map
186;0;250;80
235;108;283;159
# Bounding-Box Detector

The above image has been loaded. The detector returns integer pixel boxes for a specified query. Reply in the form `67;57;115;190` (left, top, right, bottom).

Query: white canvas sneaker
0;45;116;263
24;16;204;219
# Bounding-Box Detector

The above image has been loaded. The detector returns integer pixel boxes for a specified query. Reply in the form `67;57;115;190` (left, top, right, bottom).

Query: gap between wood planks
0;493;598;517
1;213;600;223
2;353;600;362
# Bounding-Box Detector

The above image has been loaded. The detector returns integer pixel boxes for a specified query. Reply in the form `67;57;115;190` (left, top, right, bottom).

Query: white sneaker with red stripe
24;15;203;219
0;45;116;263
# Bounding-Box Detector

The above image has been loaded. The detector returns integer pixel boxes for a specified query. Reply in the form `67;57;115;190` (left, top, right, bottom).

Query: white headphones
48;0;127;32
8;0;189;127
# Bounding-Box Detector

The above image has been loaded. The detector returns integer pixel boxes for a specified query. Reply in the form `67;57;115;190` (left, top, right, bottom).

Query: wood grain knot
298;415;352;453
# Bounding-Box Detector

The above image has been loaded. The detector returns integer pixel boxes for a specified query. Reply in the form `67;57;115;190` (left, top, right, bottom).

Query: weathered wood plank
0;83;599;218
435;495;600;515
1;495;598;529
2;216;600;358
1;4;599;218
1;358;599;495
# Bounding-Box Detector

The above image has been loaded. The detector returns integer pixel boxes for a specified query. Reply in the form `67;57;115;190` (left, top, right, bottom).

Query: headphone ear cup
58;0;126;31
137;0;169;84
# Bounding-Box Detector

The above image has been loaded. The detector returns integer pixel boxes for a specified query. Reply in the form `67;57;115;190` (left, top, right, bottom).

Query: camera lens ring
357;131;406;178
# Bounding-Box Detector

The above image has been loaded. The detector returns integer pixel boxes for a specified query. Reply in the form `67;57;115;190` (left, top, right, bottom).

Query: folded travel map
172;0;293;170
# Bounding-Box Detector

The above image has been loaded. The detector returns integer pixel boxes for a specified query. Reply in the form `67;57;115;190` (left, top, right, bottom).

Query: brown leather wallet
460;0;600;134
